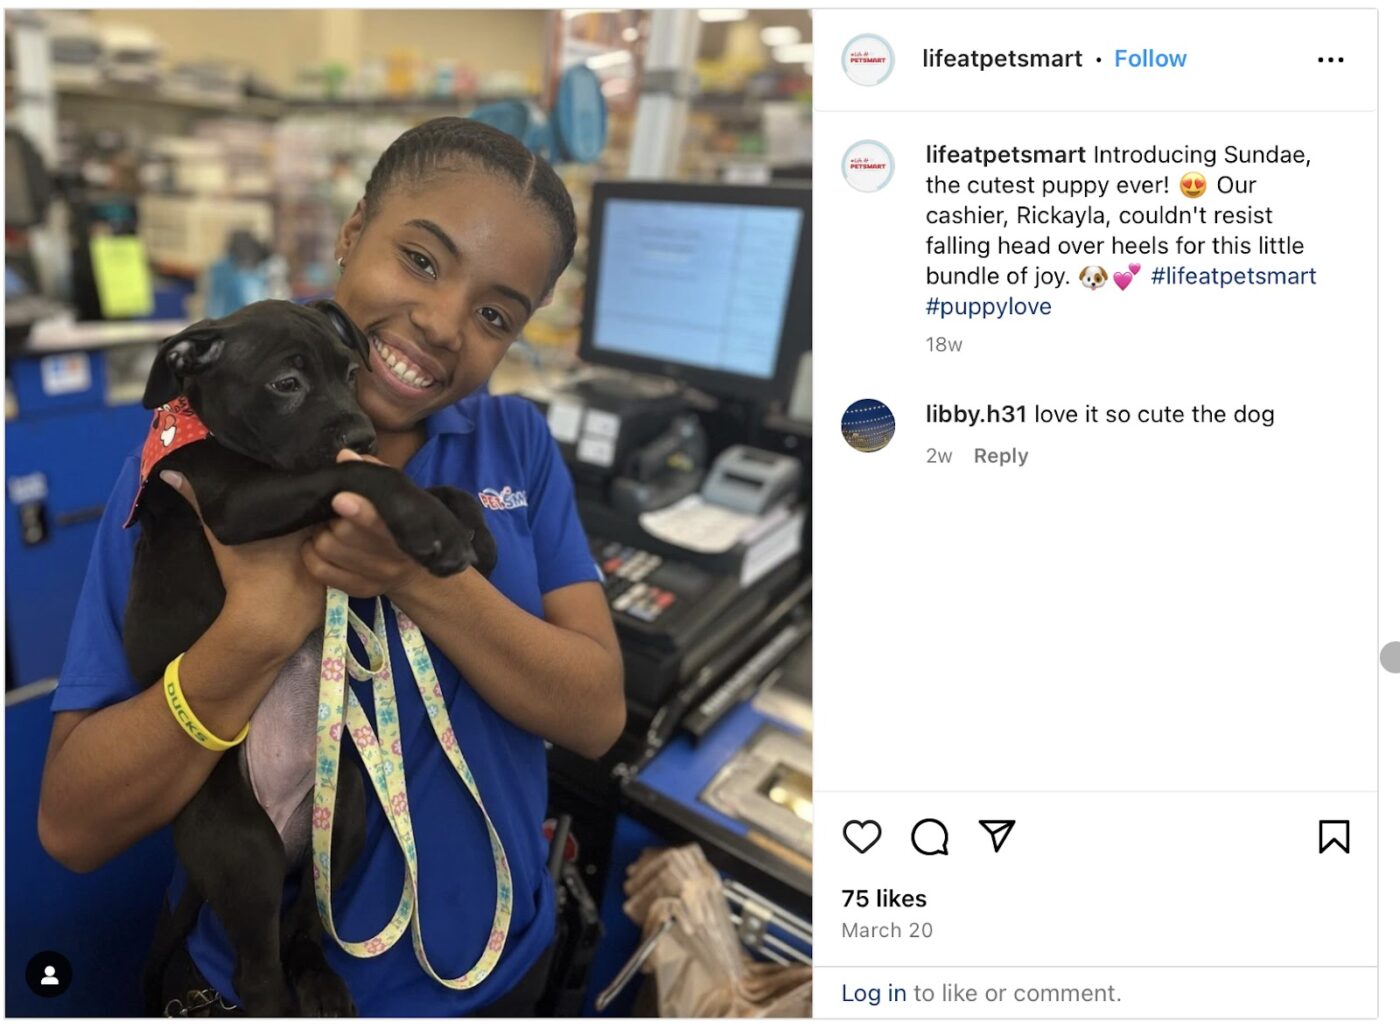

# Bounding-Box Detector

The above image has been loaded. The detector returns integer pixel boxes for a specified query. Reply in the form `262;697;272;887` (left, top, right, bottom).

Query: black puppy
129;300;495;1016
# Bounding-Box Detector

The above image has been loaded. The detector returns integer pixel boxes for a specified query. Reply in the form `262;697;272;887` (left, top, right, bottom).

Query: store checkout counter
532;180;815;1014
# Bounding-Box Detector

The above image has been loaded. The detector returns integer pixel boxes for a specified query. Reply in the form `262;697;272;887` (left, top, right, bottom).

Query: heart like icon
1113;271;1134;291
843;819;882;854
1128;263;1142;275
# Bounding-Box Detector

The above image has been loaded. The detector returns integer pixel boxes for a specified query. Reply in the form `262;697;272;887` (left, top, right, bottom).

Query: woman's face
334;168;559;433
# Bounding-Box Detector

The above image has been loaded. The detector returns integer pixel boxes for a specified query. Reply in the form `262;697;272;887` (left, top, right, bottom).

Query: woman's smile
366;330;445;398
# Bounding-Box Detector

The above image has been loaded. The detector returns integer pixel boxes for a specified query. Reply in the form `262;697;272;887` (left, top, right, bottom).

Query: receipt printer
700;445;802;515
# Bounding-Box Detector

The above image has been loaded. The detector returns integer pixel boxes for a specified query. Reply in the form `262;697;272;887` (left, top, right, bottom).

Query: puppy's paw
427;486;497;578
294;965;358;1017
382;491;473;577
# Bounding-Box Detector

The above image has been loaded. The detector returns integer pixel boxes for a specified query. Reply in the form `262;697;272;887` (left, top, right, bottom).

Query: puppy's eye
271;377;302;394
346;365;358;384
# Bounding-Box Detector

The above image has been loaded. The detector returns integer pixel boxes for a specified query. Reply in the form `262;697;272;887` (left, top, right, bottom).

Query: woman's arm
38;600;310;873
38;472;326;872
395;572;625;759
303;479;626;759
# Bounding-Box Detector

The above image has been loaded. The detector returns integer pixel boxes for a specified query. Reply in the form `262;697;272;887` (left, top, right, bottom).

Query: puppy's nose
336;425;377;455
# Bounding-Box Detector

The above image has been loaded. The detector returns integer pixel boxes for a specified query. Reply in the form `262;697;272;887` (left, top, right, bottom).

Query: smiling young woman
37;118;625;1016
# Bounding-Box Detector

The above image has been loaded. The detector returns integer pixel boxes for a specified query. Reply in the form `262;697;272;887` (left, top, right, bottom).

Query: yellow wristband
163;653;249;752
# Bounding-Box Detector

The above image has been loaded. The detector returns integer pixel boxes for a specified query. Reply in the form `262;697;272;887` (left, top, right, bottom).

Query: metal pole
627;9;700;180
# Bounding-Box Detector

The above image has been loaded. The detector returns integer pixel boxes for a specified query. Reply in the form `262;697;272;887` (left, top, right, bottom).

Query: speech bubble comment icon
911;818;949;856
844;819;882;854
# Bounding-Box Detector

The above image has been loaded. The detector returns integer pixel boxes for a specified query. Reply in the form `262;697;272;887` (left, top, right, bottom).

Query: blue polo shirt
52;391;601;1015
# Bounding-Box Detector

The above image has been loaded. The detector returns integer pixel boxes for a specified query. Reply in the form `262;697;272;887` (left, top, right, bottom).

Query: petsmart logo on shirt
478;485;528;511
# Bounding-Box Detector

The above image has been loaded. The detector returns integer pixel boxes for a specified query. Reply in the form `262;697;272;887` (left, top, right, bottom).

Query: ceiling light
760;26;801;47
698;10;747;23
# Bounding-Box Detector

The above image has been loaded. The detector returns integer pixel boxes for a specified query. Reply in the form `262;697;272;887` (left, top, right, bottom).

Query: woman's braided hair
362;116;578;288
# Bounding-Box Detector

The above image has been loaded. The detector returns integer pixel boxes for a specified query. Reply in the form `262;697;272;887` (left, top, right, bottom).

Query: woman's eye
480;307;507;330
404;249;437;279
271;377;302;394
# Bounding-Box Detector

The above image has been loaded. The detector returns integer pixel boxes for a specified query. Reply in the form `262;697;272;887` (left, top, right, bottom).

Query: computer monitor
6;128;52;230
578;181;811;404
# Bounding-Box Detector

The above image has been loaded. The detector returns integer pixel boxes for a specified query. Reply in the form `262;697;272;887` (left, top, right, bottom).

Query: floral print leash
312;587;512;988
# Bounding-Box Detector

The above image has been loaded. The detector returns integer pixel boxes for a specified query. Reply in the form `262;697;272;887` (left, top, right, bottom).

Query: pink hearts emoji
1128;263;1141;275
1113;271;1133;290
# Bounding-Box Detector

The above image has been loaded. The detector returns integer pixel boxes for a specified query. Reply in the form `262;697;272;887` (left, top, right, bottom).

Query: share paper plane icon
979;820;1015;853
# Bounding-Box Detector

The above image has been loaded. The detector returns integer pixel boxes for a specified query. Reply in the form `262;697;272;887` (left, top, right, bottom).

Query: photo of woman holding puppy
10;8;814;1019
36;117;627;1016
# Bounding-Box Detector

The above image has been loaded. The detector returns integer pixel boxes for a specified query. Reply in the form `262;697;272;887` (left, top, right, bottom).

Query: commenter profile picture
842;140;894;193
842;33;894;86
842;399;896;453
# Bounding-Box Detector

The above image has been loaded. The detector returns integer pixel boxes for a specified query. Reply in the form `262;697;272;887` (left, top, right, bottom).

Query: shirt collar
424;391;480;438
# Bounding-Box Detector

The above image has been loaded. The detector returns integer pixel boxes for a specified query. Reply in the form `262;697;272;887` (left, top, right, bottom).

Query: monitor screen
588;197;804;382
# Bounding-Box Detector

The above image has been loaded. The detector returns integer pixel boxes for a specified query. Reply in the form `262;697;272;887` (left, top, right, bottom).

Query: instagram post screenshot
0;2;1390;1023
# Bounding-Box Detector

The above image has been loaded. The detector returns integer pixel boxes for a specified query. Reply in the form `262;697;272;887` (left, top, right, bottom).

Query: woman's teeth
372;336;437;389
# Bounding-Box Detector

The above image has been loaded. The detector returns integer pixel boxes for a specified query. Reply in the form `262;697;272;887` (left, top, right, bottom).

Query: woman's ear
335;199;367;264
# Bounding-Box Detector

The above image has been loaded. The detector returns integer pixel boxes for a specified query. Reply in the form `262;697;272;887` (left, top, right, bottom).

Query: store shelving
56;81;284;119
56;82;537;120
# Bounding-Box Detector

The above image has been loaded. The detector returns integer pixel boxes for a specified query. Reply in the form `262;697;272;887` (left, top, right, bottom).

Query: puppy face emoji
1080;265;1108;291
1180;171;1207;198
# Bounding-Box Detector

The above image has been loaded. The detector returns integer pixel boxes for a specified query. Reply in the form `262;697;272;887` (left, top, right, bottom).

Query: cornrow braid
362;116;578;287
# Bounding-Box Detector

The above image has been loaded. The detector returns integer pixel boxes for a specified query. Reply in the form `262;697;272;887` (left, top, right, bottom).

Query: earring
337;256;345;271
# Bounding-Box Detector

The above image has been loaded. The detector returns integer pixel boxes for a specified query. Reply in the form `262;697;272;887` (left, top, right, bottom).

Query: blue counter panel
5;403;149;686
5;692;174;1015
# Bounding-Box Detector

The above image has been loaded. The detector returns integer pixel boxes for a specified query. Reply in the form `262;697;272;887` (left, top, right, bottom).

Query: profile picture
841;140;895;193
842;399;896;452
842;33;894;86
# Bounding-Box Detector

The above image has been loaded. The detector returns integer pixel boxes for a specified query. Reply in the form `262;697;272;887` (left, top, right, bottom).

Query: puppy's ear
309;299;370;366
143;323;225;408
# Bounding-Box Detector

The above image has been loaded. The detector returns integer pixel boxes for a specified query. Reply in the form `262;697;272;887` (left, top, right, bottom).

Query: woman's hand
159;469;326;653
301;450;432;599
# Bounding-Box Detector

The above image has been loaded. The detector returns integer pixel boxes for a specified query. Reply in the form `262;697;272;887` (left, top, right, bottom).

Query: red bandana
123;396;213;527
